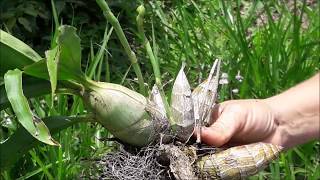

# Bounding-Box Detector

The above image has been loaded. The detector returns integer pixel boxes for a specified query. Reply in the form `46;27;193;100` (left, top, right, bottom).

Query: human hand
200;99;281;147
200;73;320;149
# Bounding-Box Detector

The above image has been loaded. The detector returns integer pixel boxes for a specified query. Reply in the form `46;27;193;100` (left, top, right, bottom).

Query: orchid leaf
24;25;85;83
56;25;85;82
0;114;92;170
4;69;59;146
0;29;42;76
23;59;49;80
46;47;59;105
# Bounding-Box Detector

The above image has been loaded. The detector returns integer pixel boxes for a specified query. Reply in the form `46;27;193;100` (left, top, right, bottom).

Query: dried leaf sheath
146;85;170;141
196;143;283;180
148;85;167;121
192;59;221;143
171;65;195;142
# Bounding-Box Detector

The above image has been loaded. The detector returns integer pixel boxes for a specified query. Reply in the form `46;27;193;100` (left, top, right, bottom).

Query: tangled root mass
93;145;171;180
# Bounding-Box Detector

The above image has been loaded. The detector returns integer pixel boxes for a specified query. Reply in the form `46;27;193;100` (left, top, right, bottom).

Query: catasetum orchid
83;58;283;179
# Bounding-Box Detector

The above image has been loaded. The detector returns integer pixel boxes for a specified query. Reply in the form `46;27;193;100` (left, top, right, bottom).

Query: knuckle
225;104;245;114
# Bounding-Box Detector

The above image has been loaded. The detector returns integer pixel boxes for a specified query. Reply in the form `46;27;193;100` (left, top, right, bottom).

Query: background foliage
1;0;319;179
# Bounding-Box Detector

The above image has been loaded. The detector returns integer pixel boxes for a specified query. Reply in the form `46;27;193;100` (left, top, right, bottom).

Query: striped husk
196;142;283;180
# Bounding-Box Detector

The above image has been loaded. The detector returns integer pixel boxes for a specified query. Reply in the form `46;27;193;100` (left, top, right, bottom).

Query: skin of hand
200;73;320;149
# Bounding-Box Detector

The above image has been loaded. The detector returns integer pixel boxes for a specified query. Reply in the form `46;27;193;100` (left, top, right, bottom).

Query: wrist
262;97;292;148
263;95;319;149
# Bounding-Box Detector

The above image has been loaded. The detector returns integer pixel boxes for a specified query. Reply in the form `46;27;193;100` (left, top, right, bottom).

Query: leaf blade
4;69;59;146
23;59;49;80
56;25;85;81
45;47;59;105
24;26;86;82
0;29;42;76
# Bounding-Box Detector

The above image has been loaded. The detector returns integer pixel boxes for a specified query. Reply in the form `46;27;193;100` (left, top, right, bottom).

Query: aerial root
94;145;170;180
84;143;214;180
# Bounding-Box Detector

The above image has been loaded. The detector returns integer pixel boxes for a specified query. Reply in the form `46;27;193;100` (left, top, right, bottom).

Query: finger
209;104;221;125
223;140;245;148
201;109;240;147
207;101;230;126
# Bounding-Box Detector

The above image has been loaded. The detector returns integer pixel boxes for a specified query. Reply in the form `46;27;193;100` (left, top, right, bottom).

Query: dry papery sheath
169;59;220;143
171;63;195;142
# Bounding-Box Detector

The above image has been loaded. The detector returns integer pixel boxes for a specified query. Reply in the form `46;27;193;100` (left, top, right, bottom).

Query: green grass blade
120;64;132;85
87;25;113;79
4;69;59;146
16;157;68;180
50;0;59;48
57;146;63;180
105;53;110;82
311;164;320;180
17;161;53;180
29;150;54;180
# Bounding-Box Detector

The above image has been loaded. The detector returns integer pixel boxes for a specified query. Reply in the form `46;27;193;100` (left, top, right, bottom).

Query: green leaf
0;76;51;110
56;25;85;82
0;115;92;171
4;69;59;146
24;26;86;83
45;47;59;104
0;29;42;76
23;59;49;80
1;26;85;83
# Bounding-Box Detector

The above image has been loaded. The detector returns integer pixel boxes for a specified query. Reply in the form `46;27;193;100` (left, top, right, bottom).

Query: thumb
200;108;240;147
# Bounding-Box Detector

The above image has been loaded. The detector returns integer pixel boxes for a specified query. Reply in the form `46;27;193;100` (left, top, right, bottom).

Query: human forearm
264;73;320;148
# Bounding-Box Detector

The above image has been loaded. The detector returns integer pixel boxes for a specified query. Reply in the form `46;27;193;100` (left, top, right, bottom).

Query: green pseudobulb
82;80;154;146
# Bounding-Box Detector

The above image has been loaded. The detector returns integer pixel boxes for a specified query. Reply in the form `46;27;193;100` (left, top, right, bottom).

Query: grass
1;0;319;179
